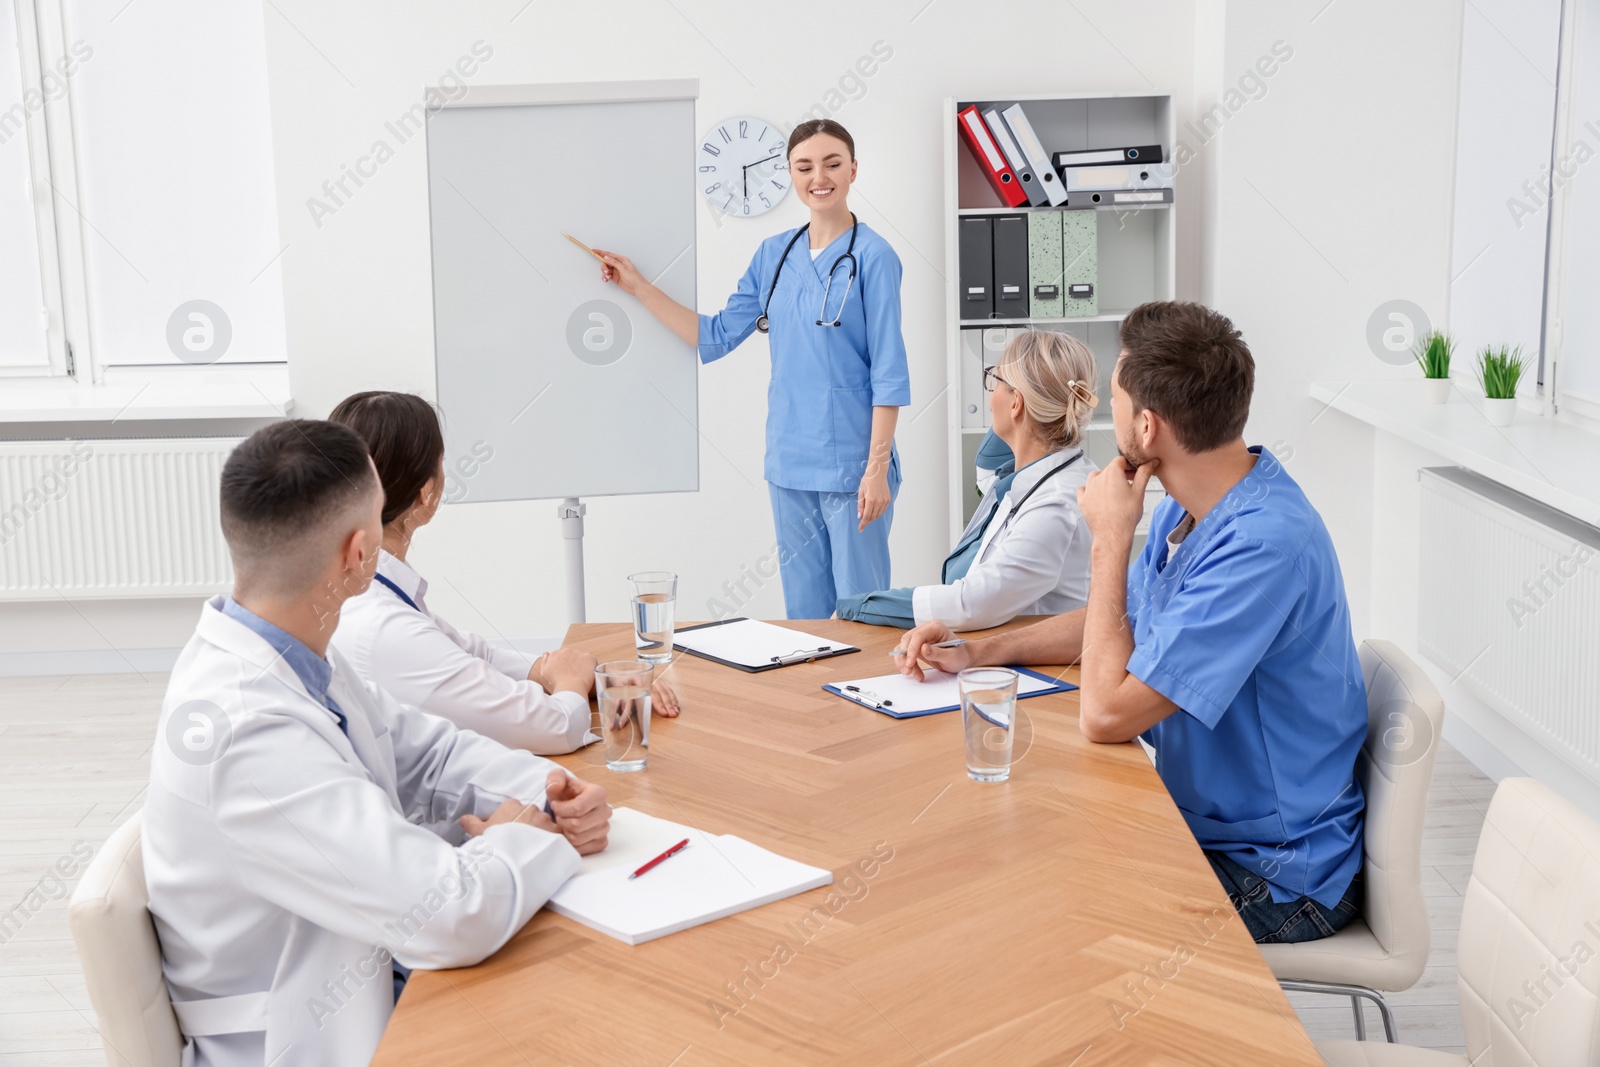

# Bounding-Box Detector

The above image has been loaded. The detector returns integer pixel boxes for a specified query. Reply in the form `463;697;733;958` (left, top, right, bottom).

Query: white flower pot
1421;378;1451;405
1483;397;1517;426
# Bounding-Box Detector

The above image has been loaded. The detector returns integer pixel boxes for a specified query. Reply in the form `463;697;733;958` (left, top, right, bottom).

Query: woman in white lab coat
328;392;679;755
837;330;1099;631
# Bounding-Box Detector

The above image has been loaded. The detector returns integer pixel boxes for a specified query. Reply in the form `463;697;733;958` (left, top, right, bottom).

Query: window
1;0;287;386
1546;0;1600;423
1447;0;1560;393
60;0;287;370
1455;0;1600;428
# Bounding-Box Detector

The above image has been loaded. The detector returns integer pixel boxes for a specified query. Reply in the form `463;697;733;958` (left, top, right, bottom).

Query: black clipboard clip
769;646;835;666
842;684;893;710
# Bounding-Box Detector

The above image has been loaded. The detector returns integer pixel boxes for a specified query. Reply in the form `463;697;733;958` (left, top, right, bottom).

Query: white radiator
0;438;239;600
1419;467;1600;784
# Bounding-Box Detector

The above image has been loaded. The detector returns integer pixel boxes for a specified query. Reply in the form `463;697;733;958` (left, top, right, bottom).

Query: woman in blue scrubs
596;119;911;619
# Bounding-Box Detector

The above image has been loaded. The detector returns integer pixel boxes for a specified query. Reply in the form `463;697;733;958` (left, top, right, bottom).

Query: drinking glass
595;659;653;772
629;571;677;665
960;668;1019;782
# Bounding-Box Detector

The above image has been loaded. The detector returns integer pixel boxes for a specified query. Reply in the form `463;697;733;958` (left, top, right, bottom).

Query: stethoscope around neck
755;212;859;333
993;450;1084;537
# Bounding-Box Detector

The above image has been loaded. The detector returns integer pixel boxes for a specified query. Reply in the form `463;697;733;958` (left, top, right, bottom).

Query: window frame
1543;0;1600;429
3;0;77;380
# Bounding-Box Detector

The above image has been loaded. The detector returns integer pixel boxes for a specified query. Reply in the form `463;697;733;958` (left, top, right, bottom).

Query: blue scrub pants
768;480;897;620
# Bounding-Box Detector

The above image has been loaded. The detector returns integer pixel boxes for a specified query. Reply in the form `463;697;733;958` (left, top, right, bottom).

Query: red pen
629;838;690;880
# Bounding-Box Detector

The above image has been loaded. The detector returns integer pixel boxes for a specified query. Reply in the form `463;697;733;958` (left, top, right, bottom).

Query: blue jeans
1206;850;1362;944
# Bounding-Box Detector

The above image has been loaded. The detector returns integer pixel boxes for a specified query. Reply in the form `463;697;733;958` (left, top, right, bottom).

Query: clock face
697;117;791;218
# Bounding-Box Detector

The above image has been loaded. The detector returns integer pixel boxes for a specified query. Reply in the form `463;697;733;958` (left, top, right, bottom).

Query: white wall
256;0;1205;639
1231;0;1600;817
3;0;1472;663
1207;0;1465;639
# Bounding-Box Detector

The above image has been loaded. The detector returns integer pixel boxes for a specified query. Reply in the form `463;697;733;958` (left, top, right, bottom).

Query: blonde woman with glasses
838;329;1099;631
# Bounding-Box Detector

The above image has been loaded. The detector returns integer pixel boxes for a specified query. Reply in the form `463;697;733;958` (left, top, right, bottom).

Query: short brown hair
787;119;855;160
328;392;445;527
220;420;376;594
1116;301;1254;452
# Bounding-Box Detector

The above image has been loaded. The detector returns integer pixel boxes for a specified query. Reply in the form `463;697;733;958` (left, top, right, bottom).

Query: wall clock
697;117;791;218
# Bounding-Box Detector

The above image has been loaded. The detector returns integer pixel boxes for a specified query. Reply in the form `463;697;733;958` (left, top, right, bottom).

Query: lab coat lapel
327;661;402;809
195;599;367;771
972;451;1063;561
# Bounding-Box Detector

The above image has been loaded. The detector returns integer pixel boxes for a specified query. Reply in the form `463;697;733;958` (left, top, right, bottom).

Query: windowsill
0;364;292;423
1311;379;1600;528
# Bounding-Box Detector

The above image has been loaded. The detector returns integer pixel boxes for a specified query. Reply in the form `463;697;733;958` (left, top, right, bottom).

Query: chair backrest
1459;777;1600;1066
1356;639;1446;978
67;811;184;1067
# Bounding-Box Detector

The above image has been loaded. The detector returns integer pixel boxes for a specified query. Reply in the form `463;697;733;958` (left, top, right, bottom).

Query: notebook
673;617;859;672
823;667;1074;719
546;808;833;945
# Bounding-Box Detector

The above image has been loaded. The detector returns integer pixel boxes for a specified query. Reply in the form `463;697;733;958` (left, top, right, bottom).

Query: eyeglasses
982;365;1011;393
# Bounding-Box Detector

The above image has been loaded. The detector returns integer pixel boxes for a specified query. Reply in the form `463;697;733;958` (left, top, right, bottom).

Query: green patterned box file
1061;210;1098;317
1027;211;1064;318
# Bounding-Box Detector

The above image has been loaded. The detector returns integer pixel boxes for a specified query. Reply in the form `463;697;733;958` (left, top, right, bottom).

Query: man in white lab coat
143;419;611;1067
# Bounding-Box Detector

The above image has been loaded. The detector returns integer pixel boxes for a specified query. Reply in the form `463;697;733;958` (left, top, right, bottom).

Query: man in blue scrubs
897;301;1367;943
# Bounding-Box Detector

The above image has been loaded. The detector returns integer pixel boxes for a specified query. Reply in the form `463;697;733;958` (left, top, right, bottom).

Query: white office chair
1262;639;1446;1042
67;810;184;1067
1319;777;1600;1065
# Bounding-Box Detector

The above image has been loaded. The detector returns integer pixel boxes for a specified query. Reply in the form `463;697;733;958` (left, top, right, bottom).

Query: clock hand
742;152;780;201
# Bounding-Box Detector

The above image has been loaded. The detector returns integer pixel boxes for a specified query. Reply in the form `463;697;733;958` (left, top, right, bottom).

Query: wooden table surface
373;619;1321;1066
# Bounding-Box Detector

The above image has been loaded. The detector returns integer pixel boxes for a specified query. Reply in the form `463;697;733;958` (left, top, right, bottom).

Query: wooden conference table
374;618;1321;1066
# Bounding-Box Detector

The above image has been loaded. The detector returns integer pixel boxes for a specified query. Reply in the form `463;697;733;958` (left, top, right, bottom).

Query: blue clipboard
823;667;1076;720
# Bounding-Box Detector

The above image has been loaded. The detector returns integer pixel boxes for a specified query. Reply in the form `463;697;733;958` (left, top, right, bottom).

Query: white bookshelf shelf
960;313;1130;326
944;92;1177;539
956;204;1172;217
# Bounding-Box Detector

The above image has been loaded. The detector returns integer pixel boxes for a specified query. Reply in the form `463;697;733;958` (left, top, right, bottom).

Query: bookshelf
943;92;1177;544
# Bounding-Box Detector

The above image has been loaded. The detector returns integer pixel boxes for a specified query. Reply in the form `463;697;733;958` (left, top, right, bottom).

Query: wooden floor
0;670;1489;1063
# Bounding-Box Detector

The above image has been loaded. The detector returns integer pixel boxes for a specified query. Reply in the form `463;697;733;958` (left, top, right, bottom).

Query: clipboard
672;618;860;673
823;667;1075;719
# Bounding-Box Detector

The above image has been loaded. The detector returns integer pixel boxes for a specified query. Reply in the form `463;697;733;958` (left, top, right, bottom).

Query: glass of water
595;659;653;772
960;668;1019;783
629;571;677;665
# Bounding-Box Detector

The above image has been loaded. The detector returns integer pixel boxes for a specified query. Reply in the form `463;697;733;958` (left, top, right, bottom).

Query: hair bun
1003;330;1100;450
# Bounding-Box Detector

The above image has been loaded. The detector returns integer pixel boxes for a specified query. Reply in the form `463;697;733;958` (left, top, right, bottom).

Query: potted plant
1475;344;1527;426
1413;330;1454;404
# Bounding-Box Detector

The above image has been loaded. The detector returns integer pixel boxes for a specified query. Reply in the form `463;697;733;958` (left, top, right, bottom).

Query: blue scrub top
697;221;912;494
1129;447;1367;909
